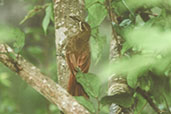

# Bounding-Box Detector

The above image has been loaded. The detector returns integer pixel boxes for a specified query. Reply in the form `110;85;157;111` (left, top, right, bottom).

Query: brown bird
66;16;91;98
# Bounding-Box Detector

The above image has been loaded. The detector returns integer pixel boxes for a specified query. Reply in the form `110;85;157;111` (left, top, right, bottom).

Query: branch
0;44;89;114
136;87;162;114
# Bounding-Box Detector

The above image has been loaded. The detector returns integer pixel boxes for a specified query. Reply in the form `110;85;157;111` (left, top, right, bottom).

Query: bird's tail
67;73;88;98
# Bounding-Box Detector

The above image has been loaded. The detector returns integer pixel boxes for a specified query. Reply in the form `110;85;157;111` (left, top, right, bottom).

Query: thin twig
136;87;162;114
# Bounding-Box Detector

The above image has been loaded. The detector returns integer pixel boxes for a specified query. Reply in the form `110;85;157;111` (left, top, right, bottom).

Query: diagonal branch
136;87;162;114
0;44;89;114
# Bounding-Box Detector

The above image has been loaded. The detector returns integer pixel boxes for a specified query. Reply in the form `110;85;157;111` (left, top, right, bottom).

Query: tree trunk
53;0;86;89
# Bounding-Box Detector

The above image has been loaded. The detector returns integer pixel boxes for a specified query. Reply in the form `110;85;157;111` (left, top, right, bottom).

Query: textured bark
0;44;89;114
53;0;85;89
108;76;134;114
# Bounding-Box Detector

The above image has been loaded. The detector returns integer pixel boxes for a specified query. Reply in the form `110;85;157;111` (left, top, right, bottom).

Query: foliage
0;0;171;114
85;0;107;64
42;3;54;34
75;96;96;113
76;71;101;98
77;0;171;113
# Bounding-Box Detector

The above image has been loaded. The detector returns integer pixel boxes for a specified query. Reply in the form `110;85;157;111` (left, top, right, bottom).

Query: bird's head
69;16;91;32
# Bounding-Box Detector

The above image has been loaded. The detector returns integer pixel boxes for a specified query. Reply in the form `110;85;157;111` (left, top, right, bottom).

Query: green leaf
135;15;145;25
90;35;106;64
151;7;162;16
12;28;25;53
76;72;101;98
42;3;53;34
99;105;109;114
87;3;107;27
98;81;108;100
75;96;95;113
101;93;134;108
119;19;132;27
85;0;105;8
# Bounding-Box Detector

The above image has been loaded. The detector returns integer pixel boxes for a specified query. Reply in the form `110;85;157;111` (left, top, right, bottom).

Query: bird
65;16;91;98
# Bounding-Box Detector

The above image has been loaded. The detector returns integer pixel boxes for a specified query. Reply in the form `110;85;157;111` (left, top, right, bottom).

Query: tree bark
0;44;89;114
53;0;86;89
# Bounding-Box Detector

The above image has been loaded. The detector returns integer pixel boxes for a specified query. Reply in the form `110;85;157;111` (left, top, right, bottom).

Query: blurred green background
0;0;171;114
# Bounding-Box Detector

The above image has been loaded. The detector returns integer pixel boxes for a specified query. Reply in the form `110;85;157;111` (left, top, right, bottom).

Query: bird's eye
81;22;89;31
